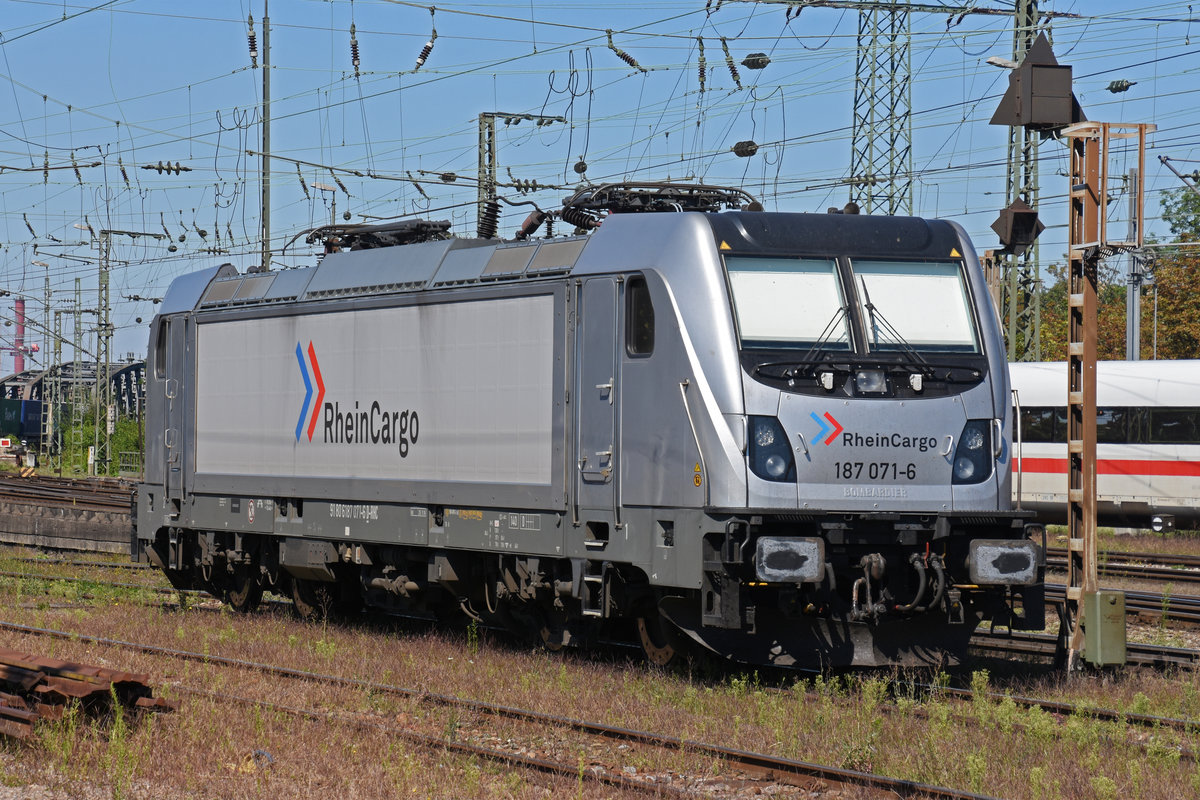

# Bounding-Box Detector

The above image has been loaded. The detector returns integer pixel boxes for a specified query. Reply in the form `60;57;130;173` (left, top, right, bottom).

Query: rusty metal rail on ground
0;646;174;738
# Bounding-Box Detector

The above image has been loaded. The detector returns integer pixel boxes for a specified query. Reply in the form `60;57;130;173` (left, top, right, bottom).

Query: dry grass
1052;527;1200;559
0;570;1198;798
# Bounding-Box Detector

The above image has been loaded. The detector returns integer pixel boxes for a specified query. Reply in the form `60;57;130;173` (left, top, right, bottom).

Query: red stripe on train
1015;458;1200;477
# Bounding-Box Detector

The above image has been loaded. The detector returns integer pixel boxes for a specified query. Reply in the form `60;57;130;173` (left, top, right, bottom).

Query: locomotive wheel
224;567;263;614
539;607;571;652
637;613;687;667
291;578;336;621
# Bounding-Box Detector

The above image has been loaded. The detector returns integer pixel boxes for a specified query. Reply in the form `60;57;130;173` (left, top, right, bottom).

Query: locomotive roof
162;210;964;314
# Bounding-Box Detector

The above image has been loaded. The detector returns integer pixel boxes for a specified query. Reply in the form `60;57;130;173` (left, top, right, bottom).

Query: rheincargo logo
295;340;420;458
295;341;326;441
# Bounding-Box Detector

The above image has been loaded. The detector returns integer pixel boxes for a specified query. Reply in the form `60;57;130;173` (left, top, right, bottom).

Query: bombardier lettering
841;431;939;453
324;401;419;457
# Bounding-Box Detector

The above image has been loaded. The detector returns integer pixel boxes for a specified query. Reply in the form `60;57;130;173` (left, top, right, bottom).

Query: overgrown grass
0;566;1199;798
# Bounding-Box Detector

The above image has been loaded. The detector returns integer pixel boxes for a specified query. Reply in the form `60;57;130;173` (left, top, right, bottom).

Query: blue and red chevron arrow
809;411;844;446
295;341;326;442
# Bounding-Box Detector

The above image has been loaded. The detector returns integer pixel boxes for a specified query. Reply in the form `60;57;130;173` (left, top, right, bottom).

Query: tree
1037;262;1129;361
1141;187;1200;359
1034;188;1200;360
1161;186;1200;239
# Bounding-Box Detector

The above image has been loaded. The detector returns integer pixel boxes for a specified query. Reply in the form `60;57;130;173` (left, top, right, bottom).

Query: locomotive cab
651;210;1043;666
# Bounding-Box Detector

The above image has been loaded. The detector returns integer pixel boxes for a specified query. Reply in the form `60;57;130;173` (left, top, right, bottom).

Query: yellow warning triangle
950;248;961;258
694;463;702;473
719;240;731;251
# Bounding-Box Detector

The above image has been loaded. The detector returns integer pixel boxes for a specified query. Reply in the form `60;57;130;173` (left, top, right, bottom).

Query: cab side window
153;321;168;379
625;277;654;356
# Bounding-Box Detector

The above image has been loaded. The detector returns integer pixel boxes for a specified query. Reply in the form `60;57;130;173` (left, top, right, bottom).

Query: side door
575;278;620;524
163;315;189;517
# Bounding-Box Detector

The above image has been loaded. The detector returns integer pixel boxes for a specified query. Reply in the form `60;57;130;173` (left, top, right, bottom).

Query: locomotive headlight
953;457;976;481
748;416;795;483
951;420;992;485
854;369;887;394
764;453;789;478
755;424;776;447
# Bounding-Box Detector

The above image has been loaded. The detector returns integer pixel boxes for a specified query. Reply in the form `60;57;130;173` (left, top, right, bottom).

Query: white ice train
1009;360;1200;530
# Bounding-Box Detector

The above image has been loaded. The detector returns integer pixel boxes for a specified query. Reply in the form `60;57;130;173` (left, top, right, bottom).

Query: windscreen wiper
752;304;850;378
800;304;850;367
858;277;932;374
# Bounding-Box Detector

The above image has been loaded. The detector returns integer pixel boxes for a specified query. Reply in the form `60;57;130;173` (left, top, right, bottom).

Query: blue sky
0;0;1197;362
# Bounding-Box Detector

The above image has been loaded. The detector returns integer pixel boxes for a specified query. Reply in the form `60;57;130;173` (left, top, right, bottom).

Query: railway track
0;618;999;800
1044;582;1200;625
0;474;133;513
4;560;1199;725
1;565;1196;789
971;628;1200;669
1045;545;1200;585
9;557;1200;662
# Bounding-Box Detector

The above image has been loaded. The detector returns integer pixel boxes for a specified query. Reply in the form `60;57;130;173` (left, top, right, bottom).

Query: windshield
726;256;850;349
851;259;979;353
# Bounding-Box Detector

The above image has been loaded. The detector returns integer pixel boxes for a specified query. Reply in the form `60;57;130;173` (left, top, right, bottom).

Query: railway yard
0;477;1194;798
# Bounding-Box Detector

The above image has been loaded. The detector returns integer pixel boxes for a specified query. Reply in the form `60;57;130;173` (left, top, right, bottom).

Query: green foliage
106;686;138;800
966;752;988;794
39;699;81;775
1032;188;1200;360
52;410;141;476
1090;775;1118;800
1161;187;1200;238
466;618;479;657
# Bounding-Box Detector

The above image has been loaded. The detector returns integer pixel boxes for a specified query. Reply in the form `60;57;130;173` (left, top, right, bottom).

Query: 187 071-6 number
835;462;917;481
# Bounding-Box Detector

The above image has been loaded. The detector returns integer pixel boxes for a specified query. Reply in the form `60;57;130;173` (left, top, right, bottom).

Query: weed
1129;691;1152;717
502;768;523;794
1147;727;1182;768
105;687;137;800
252;703;265;740
39;699;80;777
858;676;887;712
1090;774;1118;800
1029;765;1046;800
556;663;570;693
313;637;337;659
994;696;1021;735
466;618;480;657
966;752;987;794
1161;582;1174;631
838;738;876;772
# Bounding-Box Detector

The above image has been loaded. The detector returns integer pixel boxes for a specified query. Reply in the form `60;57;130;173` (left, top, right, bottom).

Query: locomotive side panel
190;291;565;510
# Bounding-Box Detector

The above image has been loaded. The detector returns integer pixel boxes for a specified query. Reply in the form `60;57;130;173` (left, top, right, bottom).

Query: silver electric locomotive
136;184;1043;667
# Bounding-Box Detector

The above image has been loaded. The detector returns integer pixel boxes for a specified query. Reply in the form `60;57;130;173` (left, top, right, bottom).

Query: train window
1096;407;1133;444
153;321;167;380
849;260;980;353
625;277;655;356
1127;406;1149;444
1149;408;1200;444
725;256;850;348
1020;407;1057;442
